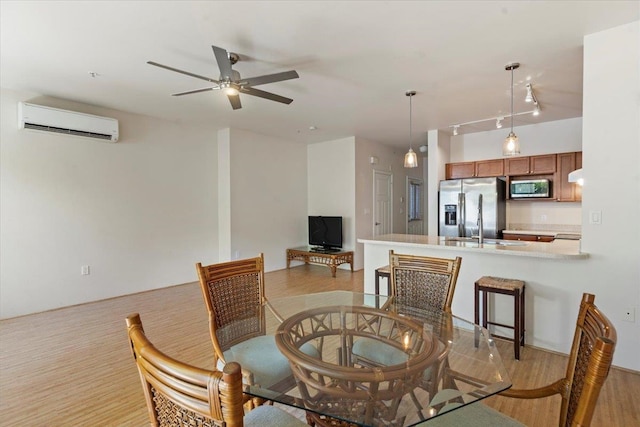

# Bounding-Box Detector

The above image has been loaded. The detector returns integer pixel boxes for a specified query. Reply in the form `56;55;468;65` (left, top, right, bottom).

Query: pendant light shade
503;63;521;156
404;90;418;168
503;131;520;156
404;148;418;168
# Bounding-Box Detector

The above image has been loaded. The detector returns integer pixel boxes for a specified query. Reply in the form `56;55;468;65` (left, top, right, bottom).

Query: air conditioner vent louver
23;123;114;140
18;102;119;142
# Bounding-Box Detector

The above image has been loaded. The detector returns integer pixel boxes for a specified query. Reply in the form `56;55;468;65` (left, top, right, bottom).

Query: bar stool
474;276;525;360
374;265;391;295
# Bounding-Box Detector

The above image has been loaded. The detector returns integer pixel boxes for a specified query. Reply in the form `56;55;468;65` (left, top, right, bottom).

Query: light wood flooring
0;264;638;426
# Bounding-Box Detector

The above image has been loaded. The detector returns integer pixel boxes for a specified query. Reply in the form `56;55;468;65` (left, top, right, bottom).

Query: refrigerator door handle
458;192;465;237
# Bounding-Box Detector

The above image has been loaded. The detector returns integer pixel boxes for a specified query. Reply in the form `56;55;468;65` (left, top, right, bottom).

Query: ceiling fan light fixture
503;63;521;156
148;44;299;110
404;90;418;168
224;86;239;96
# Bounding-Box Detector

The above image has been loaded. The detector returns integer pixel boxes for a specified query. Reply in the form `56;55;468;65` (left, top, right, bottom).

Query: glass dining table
241;291;511;427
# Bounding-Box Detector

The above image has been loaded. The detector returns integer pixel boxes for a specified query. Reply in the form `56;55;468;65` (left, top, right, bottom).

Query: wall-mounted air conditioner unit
18;102;119;142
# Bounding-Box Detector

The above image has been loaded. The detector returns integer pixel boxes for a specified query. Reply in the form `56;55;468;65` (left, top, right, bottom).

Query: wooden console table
286;247;354;277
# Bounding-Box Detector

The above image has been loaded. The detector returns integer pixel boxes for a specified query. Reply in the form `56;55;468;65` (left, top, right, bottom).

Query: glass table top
236;291;511;426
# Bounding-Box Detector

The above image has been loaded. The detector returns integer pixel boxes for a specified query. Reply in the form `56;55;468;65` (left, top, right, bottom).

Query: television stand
309;247;340;253
287;246;354;277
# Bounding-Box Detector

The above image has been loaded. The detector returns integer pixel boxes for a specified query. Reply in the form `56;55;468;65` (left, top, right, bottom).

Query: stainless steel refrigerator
438;177;506;238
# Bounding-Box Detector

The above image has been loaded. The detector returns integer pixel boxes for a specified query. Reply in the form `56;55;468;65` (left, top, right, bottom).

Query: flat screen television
308;216;343;250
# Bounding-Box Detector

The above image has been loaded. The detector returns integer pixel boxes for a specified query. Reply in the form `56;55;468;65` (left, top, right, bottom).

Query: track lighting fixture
448;67;541;137
404;91;418;168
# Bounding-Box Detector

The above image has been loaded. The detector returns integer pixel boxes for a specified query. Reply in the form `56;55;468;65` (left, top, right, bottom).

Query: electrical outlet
622;307;635;322
81;265;90;275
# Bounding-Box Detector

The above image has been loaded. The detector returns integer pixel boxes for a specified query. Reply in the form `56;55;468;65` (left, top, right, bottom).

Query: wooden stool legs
374;265;391;295
474;276;525;360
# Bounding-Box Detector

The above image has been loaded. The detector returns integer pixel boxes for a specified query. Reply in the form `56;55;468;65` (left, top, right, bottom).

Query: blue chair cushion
426;389;525;426
244;404;307;427
351;337;408;366
223;335;318;388
352;337;436;381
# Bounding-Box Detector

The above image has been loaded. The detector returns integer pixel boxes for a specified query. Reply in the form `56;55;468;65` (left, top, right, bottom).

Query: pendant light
503;63;520;156
404;90;418;168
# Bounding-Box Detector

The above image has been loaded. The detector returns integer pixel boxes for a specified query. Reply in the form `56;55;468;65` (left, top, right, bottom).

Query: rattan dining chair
427;293;617;426
352;250;462;399
196;254;317;402
126;313;307;427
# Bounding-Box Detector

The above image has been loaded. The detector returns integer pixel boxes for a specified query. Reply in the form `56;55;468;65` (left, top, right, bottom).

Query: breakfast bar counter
358;233;590;359
358;233;587;260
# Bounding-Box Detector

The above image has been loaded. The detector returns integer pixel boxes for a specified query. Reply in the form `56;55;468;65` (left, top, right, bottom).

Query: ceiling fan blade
147;61;219;84
242;87;293;104
227;94;242;110
212;45;233;80
172;87;217;96
242;70;299;87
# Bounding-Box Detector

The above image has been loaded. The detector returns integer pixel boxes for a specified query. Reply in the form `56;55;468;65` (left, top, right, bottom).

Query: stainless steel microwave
510;179;550;198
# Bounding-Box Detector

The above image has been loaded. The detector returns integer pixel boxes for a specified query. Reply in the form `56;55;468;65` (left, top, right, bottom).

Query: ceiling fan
148;45;299;110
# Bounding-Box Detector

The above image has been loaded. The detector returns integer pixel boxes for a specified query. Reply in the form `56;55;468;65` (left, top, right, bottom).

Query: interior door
373;170;393;236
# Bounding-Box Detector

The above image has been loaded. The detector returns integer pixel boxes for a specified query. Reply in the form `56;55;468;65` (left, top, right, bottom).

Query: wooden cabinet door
446;162;475;179
530;154;556;174
475;159;504;177
556;152;579;201
505;157;530;175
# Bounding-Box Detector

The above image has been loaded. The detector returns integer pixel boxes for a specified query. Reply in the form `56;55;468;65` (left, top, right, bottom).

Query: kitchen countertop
358;234;588;259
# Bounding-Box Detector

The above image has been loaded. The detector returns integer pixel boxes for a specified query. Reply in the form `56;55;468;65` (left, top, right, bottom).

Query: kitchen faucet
477;194;484;244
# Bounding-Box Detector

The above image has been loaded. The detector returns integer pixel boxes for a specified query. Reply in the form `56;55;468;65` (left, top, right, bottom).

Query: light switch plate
589;211;602;225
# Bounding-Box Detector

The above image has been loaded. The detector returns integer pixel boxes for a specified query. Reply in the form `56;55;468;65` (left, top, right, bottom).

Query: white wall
225;128;308;272
581;20;639;370
0;89;218;318
427;129;451;235
307;138;357;268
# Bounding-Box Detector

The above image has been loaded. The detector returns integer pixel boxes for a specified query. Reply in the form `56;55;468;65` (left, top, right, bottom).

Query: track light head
533;104;540;116
496;117;503;129
525;83;534;103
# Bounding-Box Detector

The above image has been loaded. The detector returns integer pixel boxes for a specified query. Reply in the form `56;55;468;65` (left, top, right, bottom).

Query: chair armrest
499;378;566;399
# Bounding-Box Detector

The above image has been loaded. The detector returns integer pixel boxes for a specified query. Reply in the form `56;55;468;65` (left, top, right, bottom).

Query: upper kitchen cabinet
556;152;582;202
445;159;504;179
505;154;556;175
446;162;475;179
475;159;505;177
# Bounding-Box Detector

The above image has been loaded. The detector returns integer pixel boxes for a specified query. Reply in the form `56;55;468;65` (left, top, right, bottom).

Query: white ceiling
1;1;638;148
